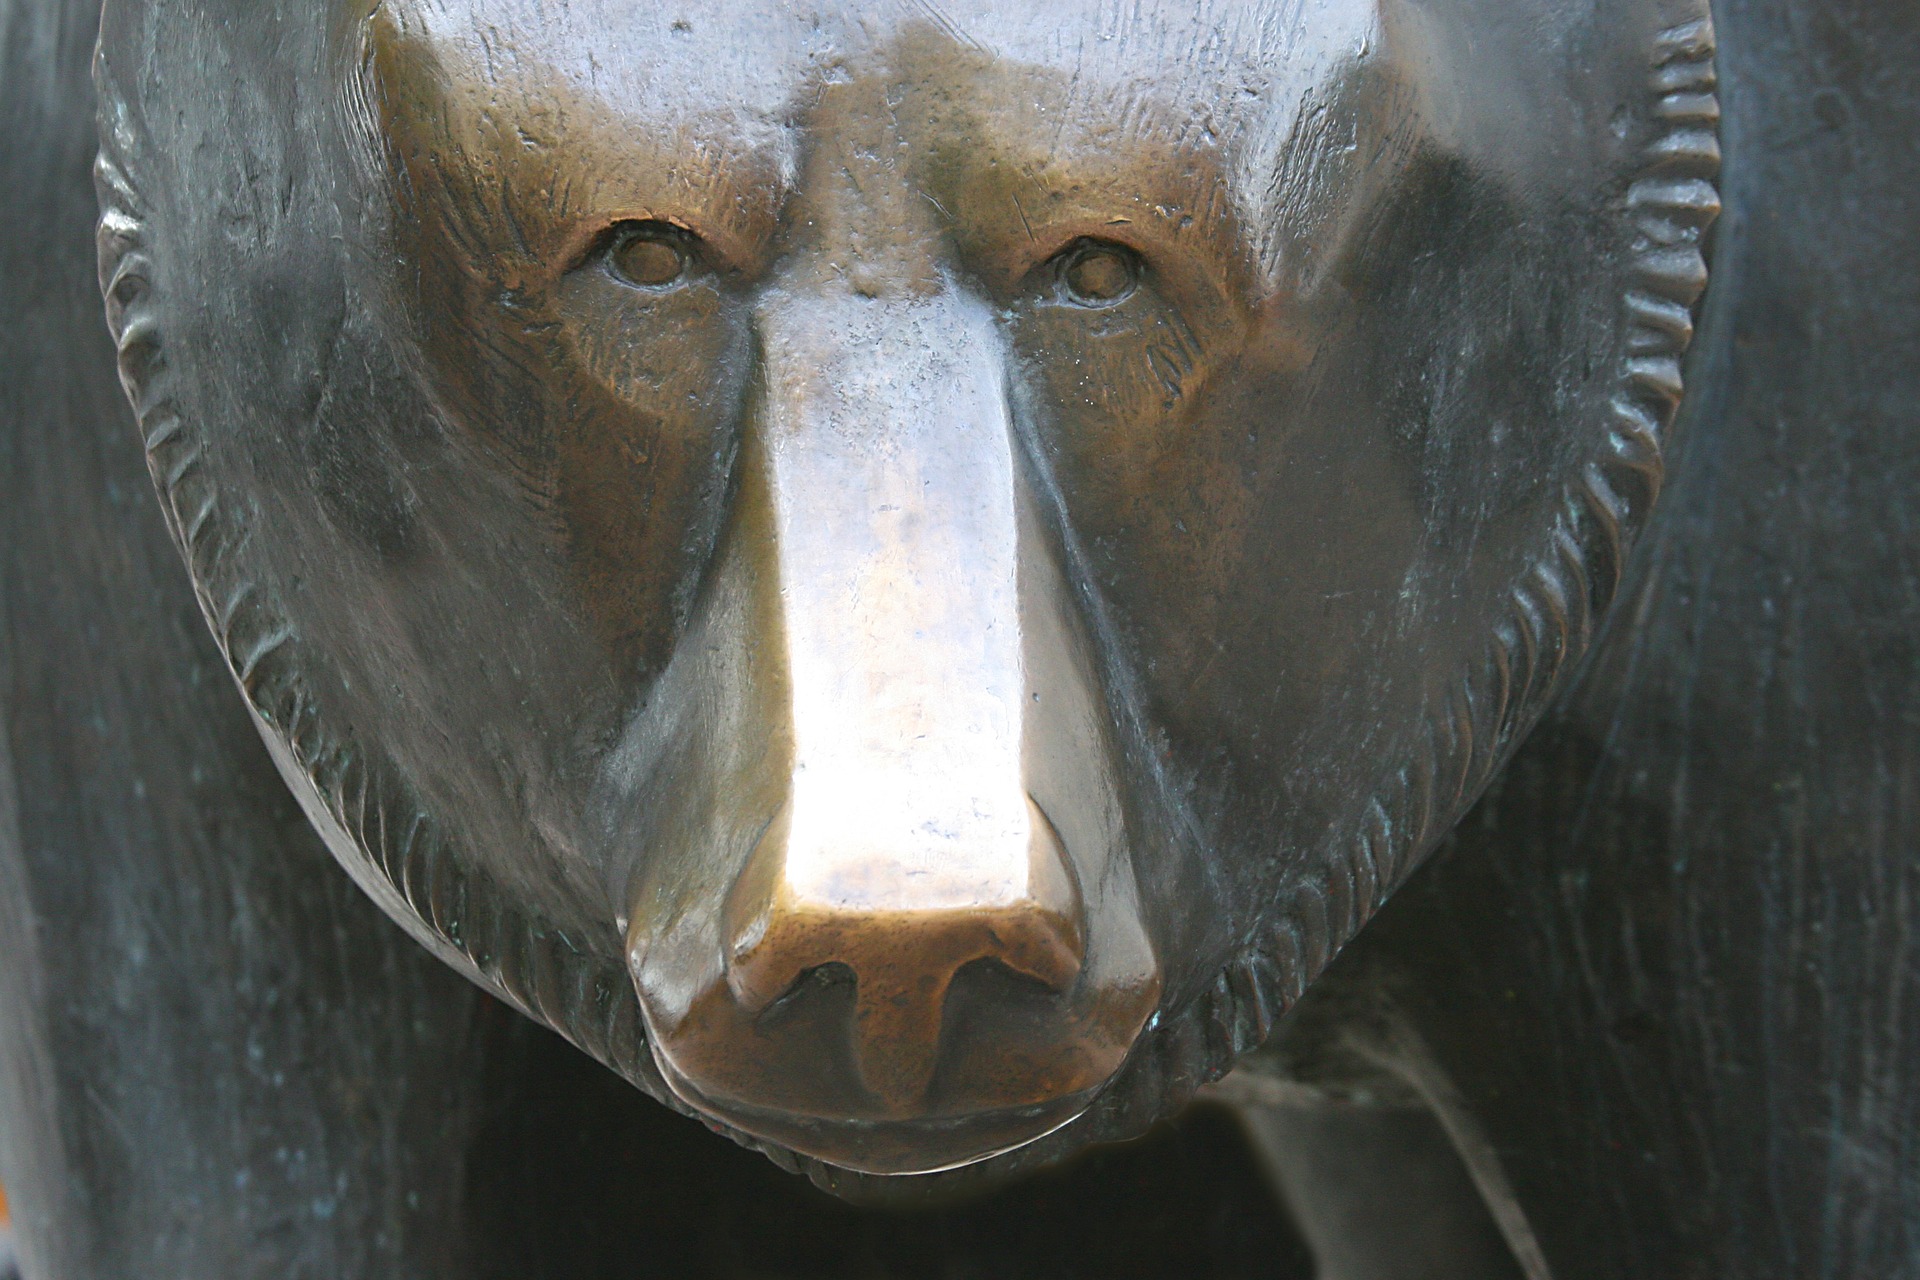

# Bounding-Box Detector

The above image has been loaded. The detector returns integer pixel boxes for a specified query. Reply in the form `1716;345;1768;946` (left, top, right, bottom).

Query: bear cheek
548;262;755;686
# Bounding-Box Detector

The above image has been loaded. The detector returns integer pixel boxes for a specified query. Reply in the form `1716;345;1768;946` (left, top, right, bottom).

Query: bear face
95;0;1716;1181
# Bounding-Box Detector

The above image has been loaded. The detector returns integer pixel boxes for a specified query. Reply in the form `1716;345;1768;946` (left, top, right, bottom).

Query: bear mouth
650;1045;1107;1176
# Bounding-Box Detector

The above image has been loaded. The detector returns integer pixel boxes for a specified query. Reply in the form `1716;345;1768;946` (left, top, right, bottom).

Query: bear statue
0;0;1915;1276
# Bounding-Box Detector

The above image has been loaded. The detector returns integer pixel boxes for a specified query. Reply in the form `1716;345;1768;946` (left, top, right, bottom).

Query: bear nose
623;283;1161;1173
723;796;1085;1113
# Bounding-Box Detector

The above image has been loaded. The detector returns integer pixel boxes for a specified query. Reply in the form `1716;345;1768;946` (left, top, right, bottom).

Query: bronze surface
87;0;1719;1180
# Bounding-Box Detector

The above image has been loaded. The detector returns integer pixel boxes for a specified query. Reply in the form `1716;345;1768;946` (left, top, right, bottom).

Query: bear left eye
607;222;693;289
1056;240;1139;308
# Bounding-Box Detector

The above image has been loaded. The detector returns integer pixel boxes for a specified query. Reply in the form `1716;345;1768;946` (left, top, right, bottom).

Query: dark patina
1;0;1915;1276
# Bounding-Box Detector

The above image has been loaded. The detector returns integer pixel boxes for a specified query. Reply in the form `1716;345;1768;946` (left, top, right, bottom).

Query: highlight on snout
617;271;1160;1175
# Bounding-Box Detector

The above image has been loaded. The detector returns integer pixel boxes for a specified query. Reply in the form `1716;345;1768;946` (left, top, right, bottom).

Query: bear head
95;0;1717;1184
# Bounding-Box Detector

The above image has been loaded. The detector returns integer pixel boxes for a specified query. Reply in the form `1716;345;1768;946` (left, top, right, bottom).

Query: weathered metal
1;0;1914;1275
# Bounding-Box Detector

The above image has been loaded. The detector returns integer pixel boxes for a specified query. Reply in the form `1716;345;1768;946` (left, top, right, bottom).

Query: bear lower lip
629;916;1162;1170
651;1049;1101;1175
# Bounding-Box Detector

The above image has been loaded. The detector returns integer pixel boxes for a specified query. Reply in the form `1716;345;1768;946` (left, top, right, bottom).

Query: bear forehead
367;0;1382;284
371;0;1372;121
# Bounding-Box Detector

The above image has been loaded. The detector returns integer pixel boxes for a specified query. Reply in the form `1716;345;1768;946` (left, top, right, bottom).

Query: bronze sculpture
2;0;1916;1275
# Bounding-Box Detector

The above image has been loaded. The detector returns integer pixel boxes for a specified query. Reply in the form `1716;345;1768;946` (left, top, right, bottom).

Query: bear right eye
1056;239;1139;308
607;221;693;289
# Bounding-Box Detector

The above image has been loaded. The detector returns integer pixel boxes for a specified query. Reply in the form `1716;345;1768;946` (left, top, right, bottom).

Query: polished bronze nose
724;798;1084;1113
624;283;1161;1174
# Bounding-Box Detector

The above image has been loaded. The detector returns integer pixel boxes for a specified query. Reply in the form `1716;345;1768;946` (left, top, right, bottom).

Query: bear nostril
627;785;1161;1168
952;953;1072;1002
754;960;856;1031
710;797;1087;1114
726;893;1085;1114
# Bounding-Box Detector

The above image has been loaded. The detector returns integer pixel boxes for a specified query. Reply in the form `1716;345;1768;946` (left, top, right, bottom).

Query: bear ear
1231;0;1393;303
93;0;150;227
1241;0;1646;304
94;0;373;159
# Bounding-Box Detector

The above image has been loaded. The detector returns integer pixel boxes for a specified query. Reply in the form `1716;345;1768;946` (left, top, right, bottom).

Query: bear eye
1057;240;1138;307
607;222;692;289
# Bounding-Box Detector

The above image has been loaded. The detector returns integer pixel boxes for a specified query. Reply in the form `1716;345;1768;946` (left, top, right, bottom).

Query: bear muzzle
619;284;1161;1174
